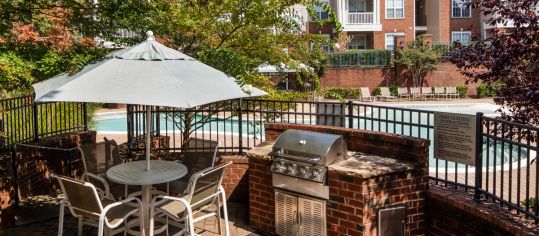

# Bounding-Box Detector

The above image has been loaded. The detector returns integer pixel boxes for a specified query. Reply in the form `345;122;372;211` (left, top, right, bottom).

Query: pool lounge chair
410;87;421;100
433;87;446;100
359;87;376;102
377;87;396;102
397;87;410;101
421;87;433;100
445;87;459;100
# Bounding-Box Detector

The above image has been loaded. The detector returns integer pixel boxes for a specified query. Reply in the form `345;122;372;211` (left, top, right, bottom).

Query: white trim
385;0;405;19
384;32;405;50
451;0;472;18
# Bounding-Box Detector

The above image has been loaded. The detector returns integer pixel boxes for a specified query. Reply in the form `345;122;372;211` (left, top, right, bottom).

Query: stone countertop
328;151;417;178
246;142;417;178
245;141;273;161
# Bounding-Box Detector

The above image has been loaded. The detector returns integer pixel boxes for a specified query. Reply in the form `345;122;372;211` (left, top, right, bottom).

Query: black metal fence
0;94;88;149
127;99;538;222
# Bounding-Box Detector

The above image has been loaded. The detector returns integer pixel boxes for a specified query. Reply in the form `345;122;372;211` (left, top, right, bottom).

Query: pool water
94;103;531;171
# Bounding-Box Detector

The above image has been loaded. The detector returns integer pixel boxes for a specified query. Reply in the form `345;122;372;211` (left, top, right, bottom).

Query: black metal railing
126;99;538;222
0;94;88;149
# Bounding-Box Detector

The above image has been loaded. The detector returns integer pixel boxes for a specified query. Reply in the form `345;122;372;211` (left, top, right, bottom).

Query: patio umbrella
32;31;266;170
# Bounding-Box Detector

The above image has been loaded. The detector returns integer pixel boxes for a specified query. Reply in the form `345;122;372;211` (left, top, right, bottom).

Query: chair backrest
380;87;391;96
79;142;108;176
52;174;103;220
360;87;371;97
434;87;445;94
104;137;123;166
185;162;231;213
446;87;457;93
397;87;408;95
410;87;421;95
421;87;432;94
181;138;219;180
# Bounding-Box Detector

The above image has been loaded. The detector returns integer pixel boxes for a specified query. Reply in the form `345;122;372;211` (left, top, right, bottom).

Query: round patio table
107;160;187;236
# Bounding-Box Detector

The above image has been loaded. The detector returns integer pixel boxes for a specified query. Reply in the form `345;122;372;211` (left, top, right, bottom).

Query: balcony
347;12;374;24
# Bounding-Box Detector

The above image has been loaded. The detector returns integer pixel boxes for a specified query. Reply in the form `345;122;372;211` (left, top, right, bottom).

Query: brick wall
327;170;427;236
426;185;539;236
448;0;483;41
218;155;249;202
248;157;275;233
373;0;416;49
1;131;96;226
320;62;480;96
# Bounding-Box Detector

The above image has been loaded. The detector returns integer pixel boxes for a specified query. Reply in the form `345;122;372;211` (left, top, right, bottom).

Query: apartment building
305;0;492;51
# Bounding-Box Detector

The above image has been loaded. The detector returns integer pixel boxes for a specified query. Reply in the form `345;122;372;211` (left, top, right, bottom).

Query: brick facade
249;123;429;236
320;62;480;96
426;185;539;236
219;155;249;202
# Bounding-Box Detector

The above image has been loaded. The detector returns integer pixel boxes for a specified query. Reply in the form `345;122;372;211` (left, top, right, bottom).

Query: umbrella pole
146;105;151;171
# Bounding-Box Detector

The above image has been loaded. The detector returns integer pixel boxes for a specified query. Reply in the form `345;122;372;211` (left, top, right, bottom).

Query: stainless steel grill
271;129;346;236
271;129;347;198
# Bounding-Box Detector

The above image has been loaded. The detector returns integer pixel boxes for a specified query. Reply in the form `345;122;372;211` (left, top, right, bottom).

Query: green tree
393;36;442;87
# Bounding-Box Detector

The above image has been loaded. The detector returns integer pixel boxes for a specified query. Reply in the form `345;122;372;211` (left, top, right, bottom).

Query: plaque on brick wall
434;112;477;166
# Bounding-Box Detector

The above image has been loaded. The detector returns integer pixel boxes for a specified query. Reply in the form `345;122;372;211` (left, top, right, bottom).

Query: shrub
322;87;360;100
327;50;391;67
521;197;538;211
477;83;506;98
456;85;468;98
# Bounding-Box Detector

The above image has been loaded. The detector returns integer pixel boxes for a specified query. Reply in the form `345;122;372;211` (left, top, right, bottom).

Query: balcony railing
347;12;374;24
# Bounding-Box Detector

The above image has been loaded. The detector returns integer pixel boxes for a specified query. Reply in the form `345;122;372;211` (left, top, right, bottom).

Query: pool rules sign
434;112;477;166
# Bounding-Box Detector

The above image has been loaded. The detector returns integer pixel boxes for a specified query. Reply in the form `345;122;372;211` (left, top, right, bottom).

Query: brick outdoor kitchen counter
246;123;430;236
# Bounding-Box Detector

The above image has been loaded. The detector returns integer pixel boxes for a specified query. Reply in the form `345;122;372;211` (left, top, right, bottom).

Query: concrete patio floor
0;202;258;236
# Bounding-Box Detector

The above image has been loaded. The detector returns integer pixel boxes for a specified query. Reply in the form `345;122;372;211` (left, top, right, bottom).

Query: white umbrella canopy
32;31;267;170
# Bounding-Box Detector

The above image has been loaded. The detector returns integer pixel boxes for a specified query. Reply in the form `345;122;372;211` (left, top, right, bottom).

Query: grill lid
273;129;345;162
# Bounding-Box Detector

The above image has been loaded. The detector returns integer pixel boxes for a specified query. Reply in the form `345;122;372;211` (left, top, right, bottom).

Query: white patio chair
410;87;422;100
359;87;376;102
397;87;410;101
150;161;232;236
421;87;433;100
377;87;396;101
53;174;143;236
445;86;459;100
433;87;446;100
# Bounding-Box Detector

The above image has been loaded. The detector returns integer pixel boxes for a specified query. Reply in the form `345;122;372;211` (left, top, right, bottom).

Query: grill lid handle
298;139;306;145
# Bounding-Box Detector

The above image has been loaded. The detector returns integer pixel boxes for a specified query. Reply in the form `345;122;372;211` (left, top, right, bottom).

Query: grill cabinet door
275;191;298;236
298;197;326;236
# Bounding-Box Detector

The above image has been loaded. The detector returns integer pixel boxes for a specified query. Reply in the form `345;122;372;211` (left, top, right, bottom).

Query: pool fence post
238;99;243;154
33;100;39;142
474;112;484;202
347;100;353;129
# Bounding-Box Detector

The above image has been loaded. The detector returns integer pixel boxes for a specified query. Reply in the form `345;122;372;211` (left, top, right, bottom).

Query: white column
375;0;380;24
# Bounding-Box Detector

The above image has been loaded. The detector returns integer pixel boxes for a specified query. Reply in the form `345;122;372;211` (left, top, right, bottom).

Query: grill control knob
271;162;282;172
298;166;308;177
312;169;322;181
286;164;296;175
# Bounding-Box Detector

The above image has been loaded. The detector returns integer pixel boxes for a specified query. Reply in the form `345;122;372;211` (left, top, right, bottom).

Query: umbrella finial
146;31;155;41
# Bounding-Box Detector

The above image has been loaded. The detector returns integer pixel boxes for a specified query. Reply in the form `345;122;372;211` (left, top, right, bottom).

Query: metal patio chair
162;138;219;195
150;162;232;236
445;86;459;100
53;174;143;236
377;87;396;101
421;87;433;100
433;87;447;100
397;87;410;101
79;140;127;200
410;87;421;100
359;87;376;102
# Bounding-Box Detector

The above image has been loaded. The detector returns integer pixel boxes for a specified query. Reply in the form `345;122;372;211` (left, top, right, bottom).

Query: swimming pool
93;103;532;172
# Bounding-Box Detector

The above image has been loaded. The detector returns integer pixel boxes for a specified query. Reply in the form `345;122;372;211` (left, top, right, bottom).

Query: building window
314;1;330;20
451;31;472;44
385;33;405;50
386;0;404;19
452;0;471;18
349;0;367;12
348;34;367;50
